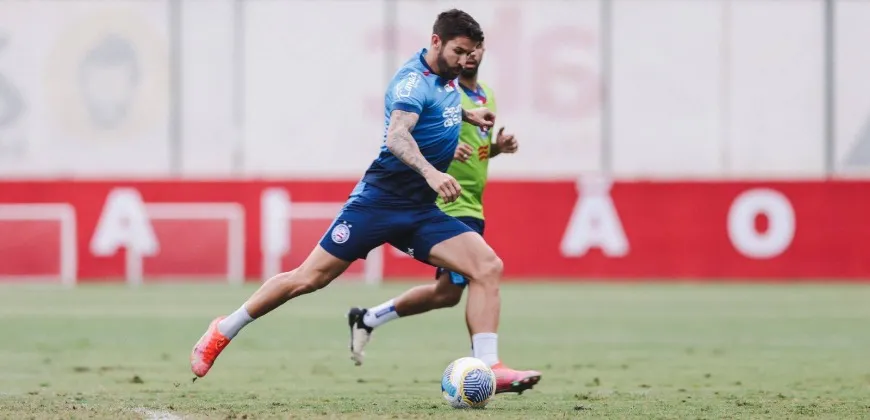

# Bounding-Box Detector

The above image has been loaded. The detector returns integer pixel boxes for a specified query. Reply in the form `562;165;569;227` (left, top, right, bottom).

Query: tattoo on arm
386;110;435;176
461;109;470;123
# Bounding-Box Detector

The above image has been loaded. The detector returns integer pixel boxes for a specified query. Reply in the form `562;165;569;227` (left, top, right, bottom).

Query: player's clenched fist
426;171;462;203
454;142;474;162
463;107;495;129
496;127;518;154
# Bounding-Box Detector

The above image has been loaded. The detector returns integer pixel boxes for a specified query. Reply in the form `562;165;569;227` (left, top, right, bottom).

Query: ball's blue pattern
461;368;495;404
441;362;457;397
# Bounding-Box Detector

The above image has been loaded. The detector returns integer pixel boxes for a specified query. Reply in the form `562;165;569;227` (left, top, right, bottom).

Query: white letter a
560;177;629;258
90;188;158;256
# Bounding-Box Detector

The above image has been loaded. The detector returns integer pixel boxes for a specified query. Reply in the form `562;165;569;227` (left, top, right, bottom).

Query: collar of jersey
418;48;452;86
460;82;486;104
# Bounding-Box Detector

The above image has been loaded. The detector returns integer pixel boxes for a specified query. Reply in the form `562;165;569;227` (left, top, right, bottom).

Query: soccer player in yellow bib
348;42;541;395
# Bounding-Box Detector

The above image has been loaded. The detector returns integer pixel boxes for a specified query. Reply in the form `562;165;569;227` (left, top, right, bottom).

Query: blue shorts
435;216;485;287
319;199;474;264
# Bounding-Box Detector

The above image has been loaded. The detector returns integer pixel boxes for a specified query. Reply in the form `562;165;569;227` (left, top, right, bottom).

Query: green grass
1;282;869;419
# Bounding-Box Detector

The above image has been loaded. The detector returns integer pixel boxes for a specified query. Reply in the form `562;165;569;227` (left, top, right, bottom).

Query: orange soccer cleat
190;317;231;378
491;362;542;394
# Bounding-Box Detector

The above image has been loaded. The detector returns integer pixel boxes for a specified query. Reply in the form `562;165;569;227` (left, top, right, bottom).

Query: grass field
1;281;869;419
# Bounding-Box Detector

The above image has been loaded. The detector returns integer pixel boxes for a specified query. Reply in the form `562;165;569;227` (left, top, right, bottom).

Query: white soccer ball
440;357;497;409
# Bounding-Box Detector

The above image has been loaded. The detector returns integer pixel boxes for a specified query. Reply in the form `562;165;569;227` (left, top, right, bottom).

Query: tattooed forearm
389;130;431;176
386;110;435;176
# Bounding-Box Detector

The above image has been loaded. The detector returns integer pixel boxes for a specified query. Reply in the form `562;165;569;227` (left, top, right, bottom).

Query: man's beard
436;50;462;79
460;66;479;79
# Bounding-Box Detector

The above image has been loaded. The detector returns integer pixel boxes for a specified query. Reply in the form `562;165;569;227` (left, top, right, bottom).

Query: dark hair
432;9;484;44
80;34;140;83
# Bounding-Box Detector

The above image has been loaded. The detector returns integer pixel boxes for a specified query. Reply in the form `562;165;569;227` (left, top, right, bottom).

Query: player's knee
469;253;503;286
301;268;333;292
281;265;335;298
485;254;504;279
292;279;322;296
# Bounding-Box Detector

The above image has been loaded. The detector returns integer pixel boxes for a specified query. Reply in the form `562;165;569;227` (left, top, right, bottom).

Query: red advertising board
0;179;868;283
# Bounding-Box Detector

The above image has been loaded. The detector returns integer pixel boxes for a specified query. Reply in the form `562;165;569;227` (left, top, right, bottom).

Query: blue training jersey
357;48;462;206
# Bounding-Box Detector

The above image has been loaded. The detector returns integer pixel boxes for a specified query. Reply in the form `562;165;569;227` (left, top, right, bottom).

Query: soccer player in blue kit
190;9;540;386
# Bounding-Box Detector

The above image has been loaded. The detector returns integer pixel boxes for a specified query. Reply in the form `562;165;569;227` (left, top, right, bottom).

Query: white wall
179;0;236;175
0;0;171;177
612;0;825;178
611;0;725;178
835;0;870;174
0;0;865;179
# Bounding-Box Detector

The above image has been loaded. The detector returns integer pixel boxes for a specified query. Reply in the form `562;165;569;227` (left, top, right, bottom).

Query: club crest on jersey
331;222;351;244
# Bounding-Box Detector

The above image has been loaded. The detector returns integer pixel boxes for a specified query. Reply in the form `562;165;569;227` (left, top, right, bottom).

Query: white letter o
727;188;795;259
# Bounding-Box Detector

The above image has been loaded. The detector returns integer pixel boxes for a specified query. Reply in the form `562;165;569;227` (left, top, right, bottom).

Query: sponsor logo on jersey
442;105;462;127
396;72;421;98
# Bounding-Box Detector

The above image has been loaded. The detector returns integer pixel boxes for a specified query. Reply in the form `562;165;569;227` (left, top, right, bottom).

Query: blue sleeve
388;71;428;115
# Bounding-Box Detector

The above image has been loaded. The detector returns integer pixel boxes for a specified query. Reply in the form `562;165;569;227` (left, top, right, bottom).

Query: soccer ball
440;357;496;409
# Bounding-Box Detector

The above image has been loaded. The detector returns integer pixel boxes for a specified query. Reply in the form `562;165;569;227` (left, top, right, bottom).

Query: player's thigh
433;217;486;287
428;232;502;282
412;212;501;281
318;203;394;266
394;208;473;263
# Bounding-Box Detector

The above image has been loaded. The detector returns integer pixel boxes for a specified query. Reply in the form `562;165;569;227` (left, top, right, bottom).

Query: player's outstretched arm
386;110;436;176
386;110;462;202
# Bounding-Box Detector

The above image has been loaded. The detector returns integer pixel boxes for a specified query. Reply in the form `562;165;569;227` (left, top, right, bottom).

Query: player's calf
425;230;544;394
348;279;463;366
394;278;464;317
460;251;503;335
190;246;351;378
428;232;503;364
430;285;463;309
247;251;349;317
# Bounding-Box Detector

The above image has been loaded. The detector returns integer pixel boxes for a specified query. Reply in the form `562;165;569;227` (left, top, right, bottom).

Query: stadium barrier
0;178;868;284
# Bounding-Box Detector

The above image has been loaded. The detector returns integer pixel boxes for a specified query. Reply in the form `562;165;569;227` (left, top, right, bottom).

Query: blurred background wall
1;0;869;283
1;0;868;180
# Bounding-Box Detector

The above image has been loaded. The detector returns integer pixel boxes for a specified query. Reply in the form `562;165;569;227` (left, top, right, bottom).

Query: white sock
472;333;499;367
362;299;399;329
217;305;254;339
